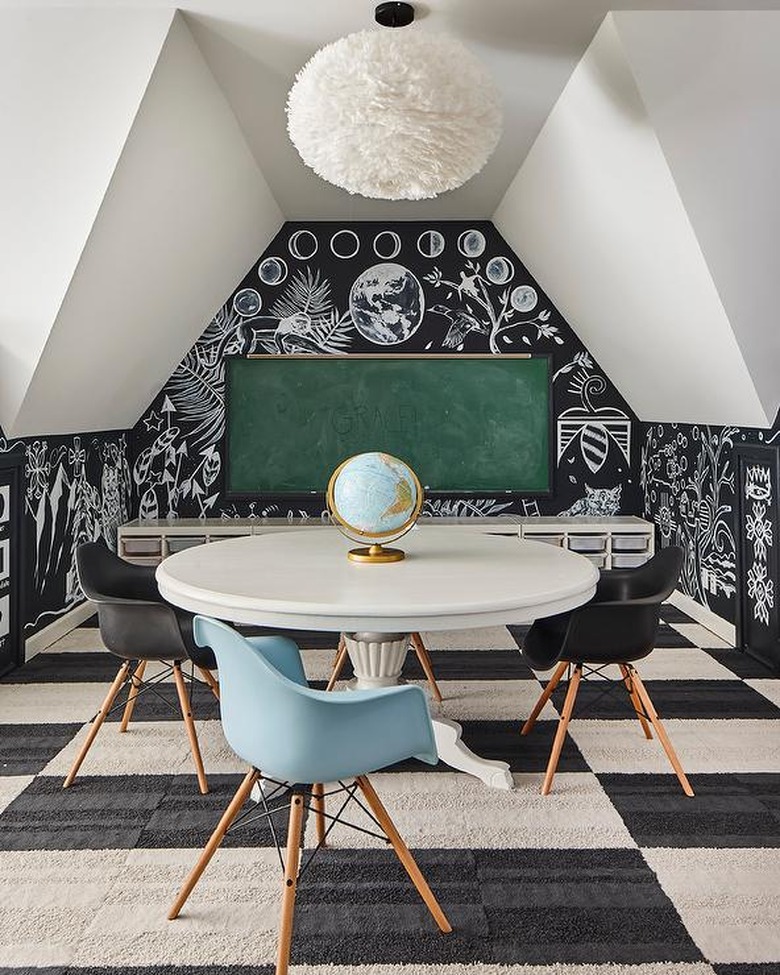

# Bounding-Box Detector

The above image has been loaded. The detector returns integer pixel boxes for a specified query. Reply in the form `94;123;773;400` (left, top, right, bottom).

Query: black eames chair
63;541;219;794
520;546;694;797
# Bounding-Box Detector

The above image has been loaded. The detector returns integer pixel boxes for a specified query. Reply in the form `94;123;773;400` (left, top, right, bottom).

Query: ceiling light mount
374;2;414;28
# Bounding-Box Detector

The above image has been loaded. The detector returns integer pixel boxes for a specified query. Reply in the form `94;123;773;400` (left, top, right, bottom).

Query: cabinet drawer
612;535;651;552
524;533;565;547
583;553;607;568
568;535;608;553
611;552;651;568
121;537;162;557
167;536;207;553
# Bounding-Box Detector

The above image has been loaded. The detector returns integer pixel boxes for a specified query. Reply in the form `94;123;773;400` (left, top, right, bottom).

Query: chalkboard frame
224;354;554;502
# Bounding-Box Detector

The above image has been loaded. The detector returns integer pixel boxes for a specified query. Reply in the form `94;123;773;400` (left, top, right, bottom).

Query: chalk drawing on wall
745;464;775;625
258;257;288;286
557;370;631;474
330;229;361;259
373;231;402;260
349;263;424;345
510;285;538;313
233;289;262;317
22;433;130;629
457;229;486;257
423;497;514;518
485;257;514;285
288;230;318;260
241;269;354;357
642;424;737;608
424;260;563;354
417;230;445;258
558;484;622;517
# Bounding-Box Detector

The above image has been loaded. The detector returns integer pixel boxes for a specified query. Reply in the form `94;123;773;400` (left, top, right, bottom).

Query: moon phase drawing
373;230;402;260
349;263;425;345
233;288;262;317
485;256;515;285
457;229;486;257
288;230;318;260
258;257;288;286
330;229;360;259
510;284;538;313
417;230;445;258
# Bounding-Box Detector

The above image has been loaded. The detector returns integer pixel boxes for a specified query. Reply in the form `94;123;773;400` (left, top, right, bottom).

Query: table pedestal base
343;632;409;688
342;630;514;791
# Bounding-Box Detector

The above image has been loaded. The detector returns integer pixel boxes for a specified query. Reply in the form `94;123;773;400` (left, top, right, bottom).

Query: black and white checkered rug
1;605;779;974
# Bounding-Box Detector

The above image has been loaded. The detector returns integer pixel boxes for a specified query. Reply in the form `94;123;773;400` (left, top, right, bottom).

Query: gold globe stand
347;543;406;564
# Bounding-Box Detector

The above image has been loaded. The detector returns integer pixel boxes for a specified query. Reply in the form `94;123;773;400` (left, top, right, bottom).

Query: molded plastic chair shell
193;615;438;784
522;547;684;670
76;541;216;669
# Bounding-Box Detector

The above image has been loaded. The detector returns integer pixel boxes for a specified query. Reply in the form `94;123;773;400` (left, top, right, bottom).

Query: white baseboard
668;589;736;646
25;601;96;660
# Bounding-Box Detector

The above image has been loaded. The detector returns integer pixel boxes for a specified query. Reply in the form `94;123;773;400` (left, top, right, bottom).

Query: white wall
494;13;768;428
11;12;283;437
0;6;174;437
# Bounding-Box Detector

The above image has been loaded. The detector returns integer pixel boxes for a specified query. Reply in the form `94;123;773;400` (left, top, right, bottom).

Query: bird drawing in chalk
431;305;489;348
457;271;480;299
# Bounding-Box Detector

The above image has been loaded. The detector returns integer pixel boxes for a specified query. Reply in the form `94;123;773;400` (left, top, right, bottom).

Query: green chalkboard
226;355;551;495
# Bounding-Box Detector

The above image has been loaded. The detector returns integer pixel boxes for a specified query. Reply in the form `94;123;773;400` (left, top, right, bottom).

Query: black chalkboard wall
226;355;551;495
131;221;641;520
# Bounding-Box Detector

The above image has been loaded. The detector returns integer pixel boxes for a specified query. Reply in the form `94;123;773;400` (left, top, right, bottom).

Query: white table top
156;526;599;632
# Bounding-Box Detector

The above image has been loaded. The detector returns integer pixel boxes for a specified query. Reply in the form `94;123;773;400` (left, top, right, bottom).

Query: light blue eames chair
168;616;451;975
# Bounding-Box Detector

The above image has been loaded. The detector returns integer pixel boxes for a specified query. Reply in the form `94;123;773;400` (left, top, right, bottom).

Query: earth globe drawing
327;452;424;563
349;263;425;345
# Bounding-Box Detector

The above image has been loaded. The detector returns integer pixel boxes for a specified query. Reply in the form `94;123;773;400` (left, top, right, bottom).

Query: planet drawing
485;256;515;285
258;257;288;285
457;229;486;257
349;263;425;345
417;229;445;258
233;288;262;317
510;285;538;313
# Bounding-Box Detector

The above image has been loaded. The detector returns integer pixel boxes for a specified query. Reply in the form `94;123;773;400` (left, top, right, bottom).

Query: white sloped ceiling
494;12;771;427
2;8;282;438
0;5;175;437
612;10;780;428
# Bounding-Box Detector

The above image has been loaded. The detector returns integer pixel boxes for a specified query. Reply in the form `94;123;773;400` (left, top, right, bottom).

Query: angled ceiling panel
11;11;283;438
493;13;768;427
613;10;780;427
0;5;175;437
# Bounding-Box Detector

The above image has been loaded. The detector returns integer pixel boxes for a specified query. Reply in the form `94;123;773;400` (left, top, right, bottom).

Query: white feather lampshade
286;28;503;201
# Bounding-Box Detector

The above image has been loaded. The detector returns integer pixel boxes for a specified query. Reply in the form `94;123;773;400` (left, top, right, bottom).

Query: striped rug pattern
1;606;779;974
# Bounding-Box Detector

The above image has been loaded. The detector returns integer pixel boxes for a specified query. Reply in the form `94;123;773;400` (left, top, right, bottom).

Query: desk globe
326;452;423;563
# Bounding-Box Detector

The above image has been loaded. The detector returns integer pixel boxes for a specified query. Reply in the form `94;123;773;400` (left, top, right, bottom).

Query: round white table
157;526;598;790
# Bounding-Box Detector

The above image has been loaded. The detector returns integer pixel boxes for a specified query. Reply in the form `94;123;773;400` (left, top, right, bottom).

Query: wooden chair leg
172;662;209;795
521;661;568;736
119;660;147;733
168;768;260;920
63;661;132;788
629;668;695;797
411;632;443;703
197;666;220;701
312;782;327;847
355;775;452;934
541;664;582;796
277;791;305;975
326;634;348;692
619;663;653;739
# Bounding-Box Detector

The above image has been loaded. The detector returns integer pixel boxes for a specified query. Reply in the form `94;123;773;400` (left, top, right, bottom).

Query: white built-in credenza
118;514;654;571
